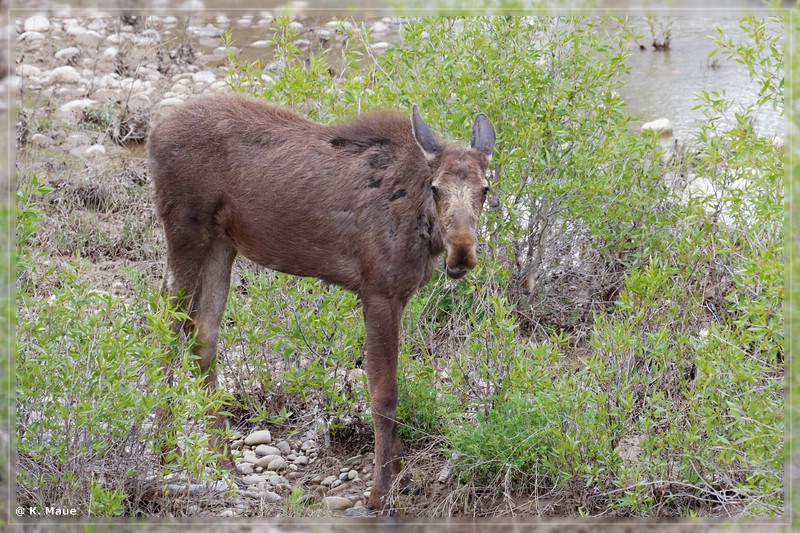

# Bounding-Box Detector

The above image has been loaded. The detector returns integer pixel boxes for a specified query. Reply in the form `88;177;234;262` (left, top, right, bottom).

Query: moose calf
148;93;495;515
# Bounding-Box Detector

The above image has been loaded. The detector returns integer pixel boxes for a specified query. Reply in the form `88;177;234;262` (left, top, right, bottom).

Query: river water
620;16;785;141
170;14;785;142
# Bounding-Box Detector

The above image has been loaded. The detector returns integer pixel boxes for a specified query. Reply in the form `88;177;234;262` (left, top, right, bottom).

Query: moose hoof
363;499;400;518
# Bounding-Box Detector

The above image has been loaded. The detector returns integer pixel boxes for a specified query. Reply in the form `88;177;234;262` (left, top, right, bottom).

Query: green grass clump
449;393;557;492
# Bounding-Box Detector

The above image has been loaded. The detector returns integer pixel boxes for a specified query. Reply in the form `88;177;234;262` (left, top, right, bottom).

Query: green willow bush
16;188;233;513
225;15;783;516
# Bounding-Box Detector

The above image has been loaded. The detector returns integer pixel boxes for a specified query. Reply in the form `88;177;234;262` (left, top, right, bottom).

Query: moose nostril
445;243;478;274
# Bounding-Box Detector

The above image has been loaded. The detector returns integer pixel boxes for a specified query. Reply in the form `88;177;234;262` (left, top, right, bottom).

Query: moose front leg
362;294;405;516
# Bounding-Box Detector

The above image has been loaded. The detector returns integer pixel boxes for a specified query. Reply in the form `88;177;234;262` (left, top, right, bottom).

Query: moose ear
411;104;442;161
470;113;496;160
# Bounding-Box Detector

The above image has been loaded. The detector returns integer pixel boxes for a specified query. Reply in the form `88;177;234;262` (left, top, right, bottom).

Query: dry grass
17;146;162;265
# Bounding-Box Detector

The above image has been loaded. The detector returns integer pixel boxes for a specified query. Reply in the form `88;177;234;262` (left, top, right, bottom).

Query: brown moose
148;93;495;515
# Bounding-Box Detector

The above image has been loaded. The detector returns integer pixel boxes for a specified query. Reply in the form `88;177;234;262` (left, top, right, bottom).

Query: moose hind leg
188;240;237;467
158;234;237;467
155;248;203;465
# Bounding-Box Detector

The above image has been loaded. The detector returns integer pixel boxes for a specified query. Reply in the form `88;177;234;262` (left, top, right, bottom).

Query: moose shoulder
148;93;495;515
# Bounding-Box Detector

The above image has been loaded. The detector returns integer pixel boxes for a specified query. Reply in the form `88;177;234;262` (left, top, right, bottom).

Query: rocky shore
157;425;382;516
12;12;400;160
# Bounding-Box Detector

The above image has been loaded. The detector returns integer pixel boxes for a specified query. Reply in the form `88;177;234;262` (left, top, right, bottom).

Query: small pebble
244;430;272;446
87;19;107;31
18;31;46;45
641;117;674;136
269;474;289;487
254;444;281;457
326;20;353;31
159;97;186;109
54;99;96;121
24;16;50;32
324;496;354;511
30;133;52;147
328;482;350;495
16;64;42;77
242;473;266;486
369;42;390;53
192;70;216;84
54;46;81;62
49;66;81;84
197;24;222;38
67;25;88;37
263;490;282;503
254;454;278;468
371;21;389;34
242;451;258;464
267;456;287;471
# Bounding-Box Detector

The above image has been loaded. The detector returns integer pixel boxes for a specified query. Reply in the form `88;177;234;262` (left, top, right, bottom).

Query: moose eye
431;185;439;199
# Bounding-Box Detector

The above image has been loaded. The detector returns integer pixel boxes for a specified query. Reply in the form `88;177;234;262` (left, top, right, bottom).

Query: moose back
148;93;495;515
